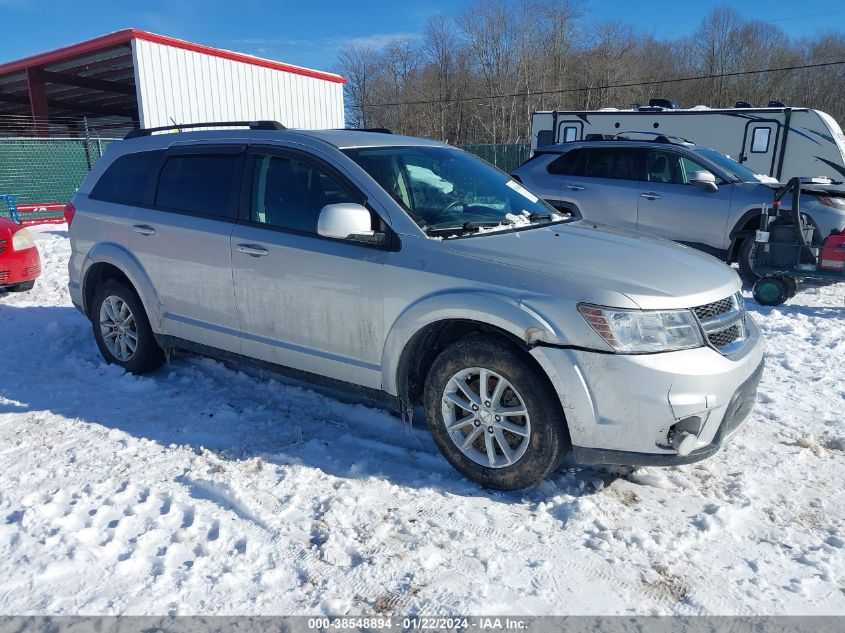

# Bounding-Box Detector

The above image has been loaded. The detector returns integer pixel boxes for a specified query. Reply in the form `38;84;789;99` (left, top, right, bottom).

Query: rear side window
548;149;585;176
584;148;641;180
155;154;243;218
90;150;163;205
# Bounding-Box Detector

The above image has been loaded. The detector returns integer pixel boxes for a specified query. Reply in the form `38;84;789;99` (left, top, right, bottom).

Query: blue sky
1;0;843;74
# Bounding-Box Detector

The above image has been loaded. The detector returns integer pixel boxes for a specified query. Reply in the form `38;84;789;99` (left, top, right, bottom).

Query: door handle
566;184;585;191
640;192;662;200
132;224;155;236
237;244;269;257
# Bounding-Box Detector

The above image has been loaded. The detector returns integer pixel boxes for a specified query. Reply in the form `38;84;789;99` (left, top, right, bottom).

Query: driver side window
646;150;683;184
646;150;723;186
679;156;724;185
250;154;359;234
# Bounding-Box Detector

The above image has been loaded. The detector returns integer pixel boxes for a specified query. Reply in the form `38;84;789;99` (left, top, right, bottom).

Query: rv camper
530;101;845;182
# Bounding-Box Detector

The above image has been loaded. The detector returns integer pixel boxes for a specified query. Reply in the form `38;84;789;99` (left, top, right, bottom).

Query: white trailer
530;104;845;182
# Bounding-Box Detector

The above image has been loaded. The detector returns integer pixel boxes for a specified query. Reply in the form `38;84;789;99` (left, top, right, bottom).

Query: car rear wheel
737;238;760;284
424;335;569;490
782;276;799;298
92;280;164;374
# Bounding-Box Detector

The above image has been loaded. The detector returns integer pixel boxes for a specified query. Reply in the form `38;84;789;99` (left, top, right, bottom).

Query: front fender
81;242;167;333
380;290;563;396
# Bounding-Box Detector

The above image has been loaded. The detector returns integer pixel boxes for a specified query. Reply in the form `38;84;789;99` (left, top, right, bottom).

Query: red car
0;215;41;292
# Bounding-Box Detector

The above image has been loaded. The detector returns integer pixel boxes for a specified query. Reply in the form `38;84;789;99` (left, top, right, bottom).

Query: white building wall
131;39;344;130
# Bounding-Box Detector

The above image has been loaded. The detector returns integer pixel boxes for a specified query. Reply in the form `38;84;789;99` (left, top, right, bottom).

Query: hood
442;221;740;310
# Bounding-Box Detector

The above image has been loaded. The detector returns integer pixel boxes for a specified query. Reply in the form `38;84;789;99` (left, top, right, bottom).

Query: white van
530;102;845;182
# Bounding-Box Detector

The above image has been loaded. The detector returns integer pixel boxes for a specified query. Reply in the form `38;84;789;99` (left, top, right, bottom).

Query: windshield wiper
426;220;512;236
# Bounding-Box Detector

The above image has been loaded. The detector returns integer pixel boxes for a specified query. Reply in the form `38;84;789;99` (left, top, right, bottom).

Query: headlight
578;304;704;353
12;228;35;251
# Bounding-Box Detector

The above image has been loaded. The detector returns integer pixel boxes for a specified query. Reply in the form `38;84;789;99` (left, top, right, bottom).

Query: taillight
63;202;76;226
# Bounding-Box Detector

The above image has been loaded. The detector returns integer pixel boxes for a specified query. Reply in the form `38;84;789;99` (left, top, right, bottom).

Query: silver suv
512;137;845;282
68;122;764;490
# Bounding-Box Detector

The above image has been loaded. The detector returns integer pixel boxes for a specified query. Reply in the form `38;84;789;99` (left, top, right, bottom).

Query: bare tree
336;44;380;127
335;3;845;144
424;15;458;141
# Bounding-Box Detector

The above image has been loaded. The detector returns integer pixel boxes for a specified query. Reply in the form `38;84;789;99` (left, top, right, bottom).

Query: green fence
461;143;531;173
0;138;112;204
0;138;530;206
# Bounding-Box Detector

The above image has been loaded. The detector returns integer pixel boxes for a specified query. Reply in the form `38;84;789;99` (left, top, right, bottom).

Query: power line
653;9;845;38
358;59;845;108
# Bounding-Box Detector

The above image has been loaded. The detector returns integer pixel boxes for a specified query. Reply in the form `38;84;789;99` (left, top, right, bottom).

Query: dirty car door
230;147;386;389
559;146;643;231
637;149;732;253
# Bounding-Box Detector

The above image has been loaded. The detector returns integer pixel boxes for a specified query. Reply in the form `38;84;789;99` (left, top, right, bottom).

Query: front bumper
530;315;764;465
0;246;41;287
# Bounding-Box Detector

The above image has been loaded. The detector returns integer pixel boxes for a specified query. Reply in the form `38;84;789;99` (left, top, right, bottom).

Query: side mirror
690;170;718;192
317;203;374;240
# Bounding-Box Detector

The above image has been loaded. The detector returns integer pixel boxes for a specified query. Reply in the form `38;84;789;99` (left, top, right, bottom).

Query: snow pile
0;227;843;615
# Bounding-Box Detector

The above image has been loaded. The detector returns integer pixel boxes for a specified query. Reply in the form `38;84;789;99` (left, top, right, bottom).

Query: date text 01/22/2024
306;617;530;630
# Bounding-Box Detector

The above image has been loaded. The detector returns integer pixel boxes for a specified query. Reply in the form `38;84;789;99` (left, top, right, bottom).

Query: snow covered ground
0;226;843;615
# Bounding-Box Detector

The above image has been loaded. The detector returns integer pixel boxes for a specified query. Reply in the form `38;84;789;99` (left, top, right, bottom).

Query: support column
26;67;49;137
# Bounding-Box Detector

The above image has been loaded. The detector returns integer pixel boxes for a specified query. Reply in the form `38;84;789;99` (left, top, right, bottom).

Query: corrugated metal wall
132;39;344;130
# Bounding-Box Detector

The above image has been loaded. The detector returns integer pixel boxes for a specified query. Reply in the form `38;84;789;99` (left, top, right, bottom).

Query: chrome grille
23;265;40;277
0;240;6;253
692;293;747;354
708;324;742;348
0;271;8;282
692;297;732;321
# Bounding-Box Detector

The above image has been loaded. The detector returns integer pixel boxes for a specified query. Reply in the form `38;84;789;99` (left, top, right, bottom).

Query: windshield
343;146;562;237
696;148;761;182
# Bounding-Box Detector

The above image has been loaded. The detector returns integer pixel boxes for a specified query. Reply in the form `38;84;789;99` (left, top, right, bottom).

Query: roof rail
614;131;693;144
332;127;393;134
124;120;286;140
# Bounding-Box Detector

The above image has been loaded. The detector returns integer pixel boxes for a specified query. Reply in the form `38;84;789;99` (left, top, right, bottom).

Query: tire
753;276;790;306
424;335;569;490
782;276;799;299
91;280;165;374
7;280;35;292
737;238;760;284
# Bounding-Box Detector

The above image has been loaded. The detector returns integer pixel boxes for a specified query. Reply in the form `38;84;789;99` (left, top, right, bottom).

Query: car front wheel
424;336;569;490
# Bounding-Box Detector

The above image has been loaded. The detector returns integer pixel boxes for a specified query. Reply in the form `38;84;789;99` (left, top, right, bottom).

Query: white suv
67;122;764;490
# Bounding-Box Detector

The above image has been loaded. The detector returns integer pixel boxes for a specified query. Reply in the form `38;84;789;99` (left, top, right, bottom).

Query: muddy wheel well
83;263;132;319
396;320;542;407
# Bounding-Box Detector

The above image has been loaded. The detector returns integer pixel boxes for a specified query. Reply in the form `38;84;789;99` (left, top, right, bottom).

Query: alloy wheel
99;295;138;362
441;367;532;468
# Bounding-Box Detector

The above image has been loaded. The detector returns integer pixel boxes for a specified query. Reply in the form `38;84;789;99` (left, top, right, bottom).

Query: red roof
0;29;346;84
